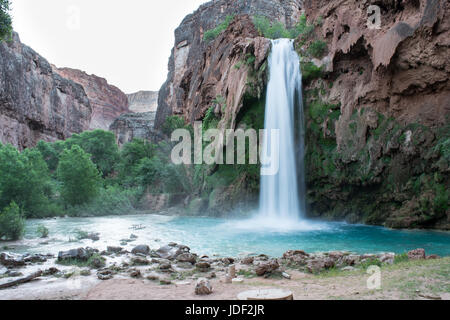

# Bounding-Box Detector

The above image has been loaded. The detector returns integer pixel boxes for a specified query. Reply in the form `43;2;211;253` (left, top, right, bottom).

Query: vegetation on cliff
0;0;12;41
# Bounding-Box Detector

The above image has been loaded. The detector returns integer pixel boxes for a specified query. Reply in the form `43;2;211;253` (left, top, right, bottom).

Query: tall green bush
57;145;102;206
0;0;12;42
204;15;235;42
0;202;25;241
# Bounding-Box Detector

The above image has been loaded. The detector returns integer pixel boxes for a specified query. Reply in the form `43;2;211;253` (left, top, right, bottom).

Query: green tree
0;144;52;217
117;139;155;185
57;145;101;206
65;130;119;176
36;140;66;172
0;202;25;241
0;0;12;42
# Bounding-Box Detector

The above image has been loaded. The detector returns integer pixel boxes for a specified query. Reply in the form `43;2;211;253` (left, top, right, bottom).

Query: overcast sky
11;0;209;93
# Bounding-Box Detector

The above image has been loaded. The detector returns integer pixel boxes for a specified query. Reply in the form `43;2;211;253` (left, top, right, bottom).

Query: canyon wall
155;0;303;129
54;68;129;130
300;0;449;229
127;91;158;113
0;33;92;150
156;0;448;228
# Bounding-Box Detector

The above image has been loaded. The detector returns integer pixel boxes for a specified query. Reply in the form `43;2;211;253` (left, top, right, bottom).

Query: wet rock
5;270;23;277
131;257;150;266
408;249;426;260
156;243;190;260
90;256;106;269
80;269;91;276
0;253;26;268
23;254;48;264
196;262;211;272
160;279;172;285
241;257;255;265
222;257;235;265
255;260;280;277
342;255;361;266
159;263;172;270
176;253;196;265
146;275;159;281
130;234;138;240
131;245;150;256
195;278;213;295
97;269;113;281
107;246;123;254
129;269;141;278
43;267;60;276
58;248;93;262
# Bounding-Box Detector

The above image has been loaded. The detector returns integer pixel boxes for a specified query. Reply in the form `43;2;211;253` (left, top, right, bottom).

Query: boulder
97;269;113;281
156;244;190;260
0;253;25;268
307;258;335;274
176;253;196;264
379;253;395;265
57;248;92;262
255;260;279;277
131;257;150;266
196;261;211;272
131;245;150;256
23;254;48;264
107;246;123;254
408;249;426;260
241;257;255;265
195;278;213;295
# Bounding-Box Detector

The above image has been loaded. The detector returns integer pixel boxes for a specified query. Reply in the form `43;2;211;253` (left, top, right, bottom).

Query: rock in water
195;278;213;295
58;248;92;262
131;245;150;256
0;253;26;267
156;244;190;260
176;253;196;264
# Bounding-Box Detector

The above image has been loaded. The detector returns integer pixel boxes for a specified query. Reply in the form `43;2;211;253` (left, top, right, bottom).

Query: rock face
155;0;303;129
301;0;450;229
109;112;163;146
127;91;158;113
0;33;92;150
55;67;129;130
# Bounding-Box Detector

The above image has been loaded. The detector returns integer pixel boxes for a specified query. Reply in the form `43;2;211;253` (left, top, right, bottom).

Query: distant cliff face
155;0;303;129
0;33;92;150
127;91;158;113
55;68;129;130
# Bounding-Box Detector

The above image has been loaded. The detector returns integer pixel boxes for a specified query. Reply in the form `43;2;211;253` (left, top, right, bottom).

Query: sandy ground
1;258;448;300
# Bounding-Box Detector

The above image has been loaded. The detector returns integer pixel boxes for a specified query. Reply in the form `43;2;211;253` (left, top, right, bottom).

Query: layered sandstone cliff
0;33;92;150
155;0;303;129
299;0;449;229
155;0;449;228
54;68;129;130
127;91;158;113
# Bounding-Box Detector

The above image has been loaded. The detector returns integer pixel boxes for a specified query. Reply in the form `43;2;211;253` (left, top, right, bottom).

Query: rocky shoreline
0;239;443;299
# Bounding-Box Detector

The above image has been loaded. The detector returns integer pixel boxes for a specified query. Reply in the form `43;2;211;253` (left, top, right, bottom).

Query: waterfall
259;38;306;223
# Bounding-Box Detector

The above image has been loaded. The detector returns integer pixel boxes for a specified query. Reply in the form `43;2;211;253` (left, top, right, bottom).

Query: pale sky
11;0;209;93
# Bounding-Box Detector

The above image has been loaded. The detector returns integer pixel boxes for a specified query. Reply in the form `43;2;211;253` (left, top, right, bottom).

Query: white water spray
259;39;306;223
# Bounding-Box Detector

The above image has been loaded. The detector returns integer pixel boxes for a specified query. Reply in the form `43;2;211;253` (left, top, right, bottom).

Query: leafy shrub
253;16;291;39
308;40;328;58
0;202;25;241
67;185;141;217
204;15;235;42
0;0;12;42
37;225;49;238
0;144;52;217
394;253;409;264
301;62;324;84
434;184;449;215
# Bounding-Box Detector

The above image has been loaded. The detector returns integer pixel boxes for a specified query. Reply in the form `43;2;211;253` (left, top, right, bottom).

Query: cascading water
259;38;306;224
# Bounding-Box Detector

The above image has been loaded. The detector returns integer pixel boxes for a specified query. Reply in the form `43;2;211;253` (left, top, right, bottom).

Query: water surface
5;215;450;257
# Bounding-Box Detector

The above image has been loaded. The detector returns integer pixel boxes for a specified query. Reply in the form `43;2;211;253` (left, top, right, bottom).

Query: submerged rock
57;248;93;262
156;243;190;260
131;245;150;256
97;269;114;281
